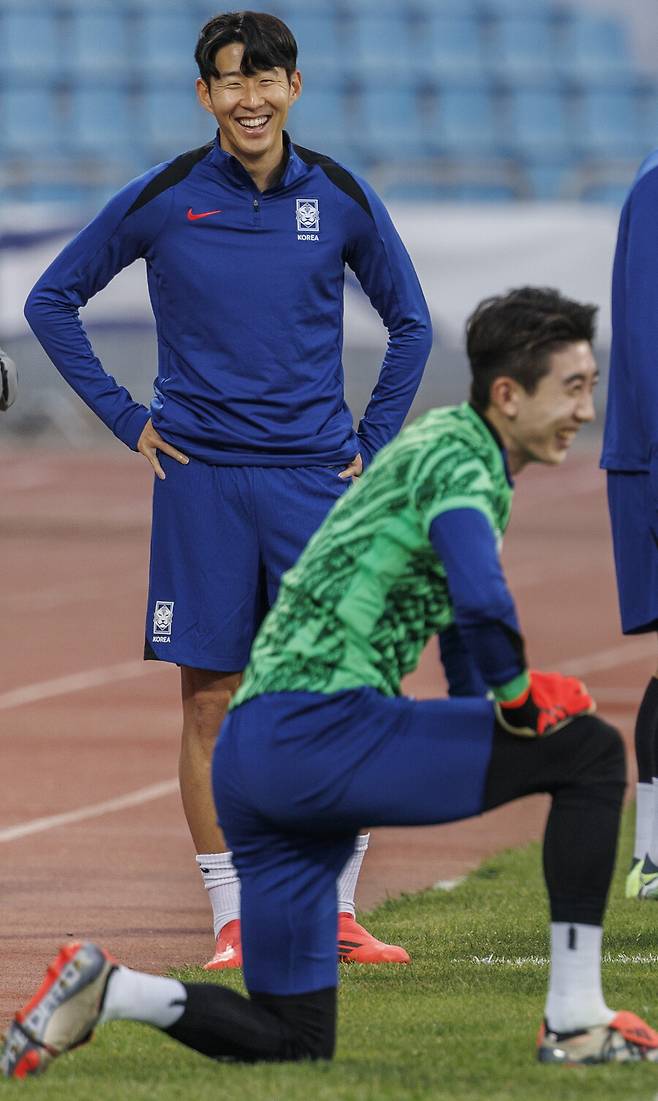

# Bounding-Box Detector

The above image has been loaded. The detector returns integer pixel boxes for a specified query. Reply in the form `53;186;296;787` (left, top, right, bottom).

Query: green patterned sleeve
413;441;498;535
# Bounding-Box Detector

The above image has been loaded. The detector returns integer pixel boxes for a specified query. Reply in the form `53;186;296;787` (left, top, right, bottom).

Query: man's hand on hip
137;418;189;480
339;453;363;480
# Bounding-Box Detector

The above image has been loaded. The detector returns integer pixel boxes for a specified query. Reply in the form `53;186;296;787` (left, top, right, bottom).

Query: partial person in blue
602;149;658;901
24;11;431;969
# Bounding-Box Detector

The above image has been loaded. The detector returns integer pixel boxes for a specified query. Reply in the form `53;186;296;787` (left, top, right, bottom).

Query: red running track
1;444;653;1023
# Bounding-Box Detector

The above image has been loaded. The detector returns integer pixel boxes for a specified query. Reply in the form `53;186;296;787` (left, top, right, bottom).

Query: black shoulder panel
293;144;373;221
124;142;214;220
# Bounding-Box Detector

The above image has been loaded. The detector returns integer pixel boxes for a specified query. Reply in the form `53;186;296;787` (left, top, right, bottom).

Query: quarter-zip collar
467;402;514;487
209;129;309;192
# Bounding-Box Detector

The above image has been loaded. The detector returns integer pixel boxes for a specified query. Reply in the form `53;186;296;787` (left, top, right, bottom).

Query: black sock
484;714;626;925
164;984;336;1063
635;675;658;783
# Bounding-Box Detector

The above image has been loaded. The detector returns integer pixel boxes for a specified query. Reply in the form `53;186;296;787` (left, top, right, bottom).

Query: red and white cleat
337;912;410;965
0;942;115;1079
203;918;244;971
538;1011;658;1064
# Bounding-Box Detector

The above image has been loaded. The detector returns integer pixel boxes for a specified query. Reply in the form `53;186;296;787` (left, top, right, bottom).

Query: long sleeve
345;186;432;465
24;171;170;449
430;507;526;689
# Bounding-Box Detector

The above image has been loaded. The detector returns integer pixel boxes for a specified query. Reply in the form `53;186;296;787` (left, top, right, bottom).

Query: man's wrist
492;670;530;705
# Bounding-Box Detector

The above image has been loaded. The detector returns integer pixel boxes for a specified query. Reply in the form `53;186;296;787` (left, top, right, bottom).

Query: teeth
238;116;268;128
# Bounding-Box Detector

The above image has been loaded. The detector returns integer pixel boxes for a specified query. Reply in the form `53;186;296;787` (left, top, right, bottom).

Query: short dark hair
466;286;598;412
195;11;297;85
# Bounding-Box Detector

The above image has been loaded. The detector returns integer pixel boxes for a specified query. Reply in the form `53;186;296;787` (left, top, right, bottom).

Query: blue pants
607;470;658;634
213;688;495;995
144;458;350;669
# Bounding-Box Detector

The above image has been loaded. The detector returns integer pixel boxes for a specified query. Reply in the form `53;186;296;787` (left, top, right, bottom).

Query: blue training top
25;133;433;466
601;148;658;473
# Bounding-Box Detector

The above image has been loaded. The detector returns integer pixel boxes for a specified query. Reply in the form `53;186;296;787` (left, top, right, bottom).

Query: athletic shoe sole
0;942;114;1079
538;1011;658;1064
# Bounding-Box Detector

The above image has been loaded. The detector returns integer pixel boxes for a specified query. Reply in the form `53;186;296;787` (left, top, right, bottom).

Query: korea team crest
153;600;174;642
296;198;319;240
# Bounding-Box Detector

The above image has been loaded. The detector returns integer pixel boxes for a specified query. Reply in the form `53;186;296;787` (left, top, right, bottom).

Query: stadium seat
288;12;343;73
488;16;559;82
345;11;415;75
68;82;139;159
64;9;133;77
137;9;202;78
420;15;484;81
479;0;555;16
3;8;62;78
561;13;633;79
142;83;215;162
289;87;351;150
504;86;573;157
2;88;65;155
577;87;646;158
355;85;426;161
435;85;502;156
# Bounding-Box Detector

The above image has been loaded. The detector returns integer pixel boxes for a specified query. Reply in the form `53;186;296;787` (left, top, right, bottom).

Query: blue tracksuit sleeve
24;173;170;450
430;508;526;689
346;185;432;465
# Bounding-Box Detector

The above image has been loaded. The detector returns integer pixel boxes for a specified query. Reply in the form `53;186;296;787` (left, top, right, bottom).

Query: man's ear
196;77;214;115
488;376;520;418
288;69;302;103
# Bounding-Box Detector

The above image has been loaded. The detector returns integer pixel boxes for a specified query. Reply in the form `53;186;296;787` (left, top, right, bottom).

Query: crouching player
4;286;658;1078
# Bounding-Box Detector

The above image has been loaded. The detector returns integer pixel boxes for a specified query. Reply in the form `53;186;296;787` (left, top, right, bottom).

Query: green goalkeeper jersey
232;403;514;706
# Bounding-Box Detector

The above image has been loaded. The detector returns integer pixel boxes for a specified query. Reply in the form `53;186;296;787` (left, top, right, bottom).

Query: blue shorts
144;457;350;669
213;688;495;995
607;470;658;634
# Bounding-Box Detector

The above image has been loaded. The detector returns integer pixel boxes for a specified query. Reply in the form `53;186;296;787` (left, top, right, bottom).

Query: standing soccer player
24;11;431;967
602;149;658;900
7;287;658;1077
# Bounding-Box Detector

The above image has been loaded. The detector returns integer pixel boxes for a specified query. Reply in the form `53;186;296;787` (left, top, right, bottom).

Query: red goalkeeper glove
494;670;595;737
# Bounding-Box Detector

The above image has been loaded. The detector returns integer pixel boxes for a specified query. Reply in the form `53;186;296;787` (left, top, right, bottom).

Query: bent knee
570;714;626;784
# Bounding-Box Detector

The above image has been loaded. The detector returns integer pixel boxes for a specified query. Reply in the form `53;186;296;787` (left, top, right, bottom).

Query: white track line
0;660;165;713
561;638;657;677
0;780;179;843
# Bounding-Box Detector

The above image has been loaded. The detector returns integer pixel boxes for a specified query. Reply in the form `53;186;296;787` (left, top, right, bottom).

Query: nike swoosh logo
187;208;223;221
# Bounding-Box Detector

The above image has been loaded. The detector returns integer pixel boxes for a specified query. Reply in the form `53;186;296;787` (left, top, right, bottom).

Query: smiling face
196;42;301;174
487;341;598;474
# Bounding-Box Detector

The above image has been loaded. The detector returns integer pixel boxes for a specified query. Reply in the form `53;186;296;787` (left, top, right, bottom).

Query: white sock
196;851;240;937
337;833;369;916
100;967;186;1029
635;782;654;861
544;923;614;1034
647;778;658;865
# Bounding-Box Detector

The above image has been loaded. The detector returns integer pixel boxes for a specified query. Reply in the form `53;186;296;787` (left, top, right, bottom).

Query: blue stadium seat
2;88;65;155
479;0;555;15
356;85;426;160
562;13;633;79
289;12;343;72
68;82;139;158
142;83;215;162
488;16;558;81
3;8;62;78
289;88;350;150
421;15;484;81
138;9;201;77
435;85;501;155
64;9;133;77
504;86;573;156
413;0;480;17
577;87;645;158
522;158;575;200
345;12;415;74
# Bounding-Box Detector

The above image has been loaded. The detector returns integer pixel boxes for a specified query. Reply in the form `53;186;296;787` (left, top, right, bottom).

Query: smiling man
23;11;431;970
8;286;658;1078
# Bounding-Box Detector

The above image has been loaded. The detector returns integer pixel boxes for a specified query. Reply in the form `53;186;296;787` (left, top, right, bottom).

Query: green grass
5;810;658;1100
